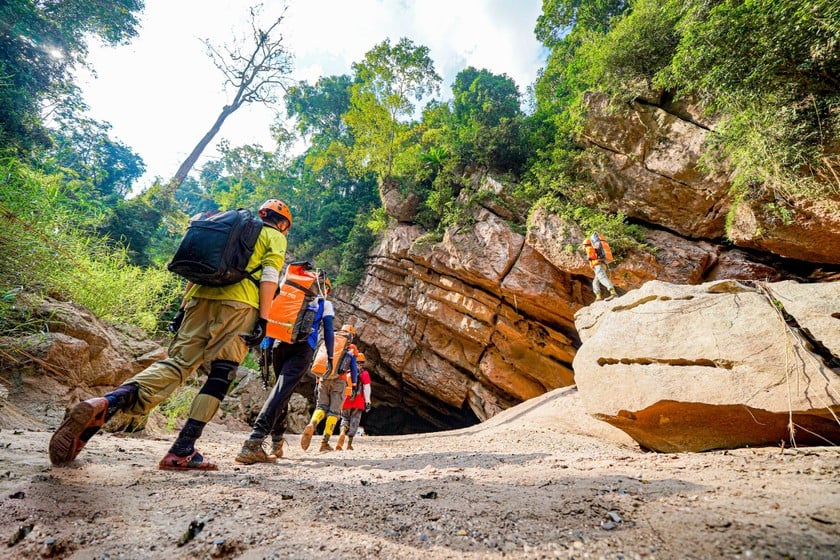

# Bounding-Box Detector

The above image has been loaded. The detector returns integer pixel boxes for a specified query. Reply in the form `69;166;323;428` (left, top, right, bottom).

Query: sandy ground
1;388;838;560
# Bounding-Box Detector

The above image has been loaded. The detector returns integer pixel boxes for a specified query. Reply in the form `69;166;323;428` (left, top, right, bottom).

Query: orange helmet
258;199;292;229
356;352;365;363
324;277;332;294
341;324;355;334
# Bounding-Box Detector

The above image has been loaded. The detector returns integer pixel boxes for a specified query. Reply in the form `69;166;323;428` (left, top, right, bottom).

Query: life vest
586;232;613;267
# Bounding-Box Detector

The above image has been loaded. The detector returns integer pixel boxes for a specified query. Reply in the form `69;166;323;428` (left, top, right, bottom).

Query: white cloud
77;0;546;193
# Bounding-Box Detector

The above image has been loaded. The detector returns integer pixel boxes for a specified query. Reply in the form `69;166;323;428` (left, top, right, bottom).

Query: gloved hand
168;308;185;334
326;357;333;375
364;402;371;413
240;317;268;347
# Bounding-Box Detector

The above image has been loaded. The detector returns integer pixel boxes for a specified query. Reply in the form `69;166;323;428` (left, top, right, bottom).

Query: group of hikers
48;198;615;471
49;199;371;471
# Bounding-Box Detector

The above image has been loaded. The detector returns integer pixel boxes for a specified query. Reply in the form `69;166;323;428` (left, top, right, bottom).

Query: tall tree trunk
163;104;238;198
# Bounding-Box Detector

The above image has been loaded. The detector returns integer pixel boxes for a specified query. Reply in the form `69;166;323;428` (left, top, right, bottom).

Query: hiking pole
258;337;274;389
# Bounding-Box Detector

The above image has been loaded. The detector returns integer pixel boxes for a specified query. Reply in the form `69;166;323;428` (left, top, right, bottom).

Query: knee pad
199;359;238;400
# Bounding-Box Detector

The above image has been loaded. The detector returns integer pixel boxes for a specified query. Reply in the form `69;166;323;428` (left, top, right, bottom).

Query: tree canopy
2;0;837;338
0;0;143;153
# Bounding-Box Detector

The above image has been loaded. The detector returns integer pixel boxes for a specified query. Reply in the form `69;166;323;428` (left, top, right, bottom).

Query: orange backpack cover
266;263;324;343
311;334;356;380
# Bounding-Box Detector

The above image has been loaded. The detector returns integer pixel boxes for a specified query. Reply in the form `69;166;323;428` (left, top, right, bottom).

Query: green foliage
0;0;143;153
366;207;390;234
531;196;647;259
156;385;199;432
534;0;840;207
336;210;379;286
656;0;840;198
0;158;179;333
345;38;441;181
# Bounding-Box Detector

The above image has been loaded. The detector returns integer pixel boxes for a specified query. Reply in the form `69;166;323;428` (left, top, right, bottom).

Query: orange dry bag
266;262;325;343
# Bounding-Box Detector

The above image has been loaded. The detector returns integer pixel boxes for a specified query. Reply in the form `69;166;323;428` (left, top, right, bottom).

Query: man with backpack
583;232;618;301
336;352;371;451
49;199;292;471
235;273;336;464
300;324;359;453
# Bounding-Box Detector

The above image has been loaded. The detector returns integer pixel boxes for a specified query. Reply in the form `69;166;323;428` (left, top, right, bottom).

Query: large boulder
573;280;840;452
0;295;165;429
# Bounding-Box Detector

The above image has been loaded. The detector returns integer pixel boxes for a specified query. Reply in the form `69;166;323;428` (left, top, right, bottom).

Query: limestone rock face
573;280;840;452
340;218;580;426
580;91;840;265
526;206;784;302
380;178;421;223
580;92;731;239
0;296;165;429
728;197;840;265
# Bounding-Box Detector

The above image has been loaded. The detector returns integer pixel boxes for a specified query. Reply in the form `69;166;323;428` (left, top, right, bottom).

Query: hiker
583;232;617;301
235;275;335;465
336;352;371;451
300;324;359;452
48;199;292;471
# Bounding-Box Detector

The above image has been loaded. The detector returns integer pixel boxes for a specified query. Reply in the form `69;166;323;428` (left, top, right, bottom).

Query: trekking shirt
306;298;335;354
342;369;371;410
187;225;287;308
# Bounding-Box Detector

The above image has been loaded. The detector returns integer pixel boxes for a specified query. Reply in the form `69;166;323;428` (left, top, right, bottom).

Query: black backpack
167;209;264;286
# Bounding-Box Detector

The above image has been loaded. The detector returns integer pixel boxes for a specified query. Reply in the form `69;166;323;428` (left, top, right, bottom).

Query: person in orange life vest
336;352;371;451
300;324;359;453
49;199;291;471
583;235;617;301
235;274;336;464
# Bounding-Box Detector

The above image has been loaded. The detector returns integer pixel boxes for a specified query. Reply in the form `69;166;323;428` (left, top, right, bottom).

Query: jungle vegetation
1;0;837;335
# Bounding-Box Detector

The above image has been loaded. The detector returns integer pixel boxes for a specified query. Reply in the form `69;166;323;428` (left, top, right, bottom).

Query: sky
77;0;548;192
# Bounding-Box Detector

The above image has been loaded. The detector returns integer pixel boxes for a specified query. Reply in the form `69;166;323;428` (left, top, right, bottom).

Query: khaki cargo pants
121;297;256;422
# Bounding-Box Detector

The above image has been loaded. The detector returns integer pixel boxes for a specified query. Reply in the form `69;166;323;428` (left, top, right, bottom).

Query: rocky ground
1;388;838;560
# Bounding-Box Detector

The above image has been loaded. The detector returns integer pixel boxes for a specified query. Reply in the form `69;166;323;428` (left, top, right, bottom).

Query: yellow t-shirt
187;225;287;308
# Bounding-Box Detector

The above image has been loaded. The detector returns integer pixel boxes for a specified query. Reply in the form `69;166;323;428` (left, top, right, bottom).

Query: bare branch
165;2;294;196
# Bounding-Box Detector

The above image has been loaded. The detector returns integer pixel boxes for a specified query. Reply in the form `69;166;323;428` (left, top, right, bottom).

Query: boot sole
300;425;315;451
234;456;276;465
49;399;107;465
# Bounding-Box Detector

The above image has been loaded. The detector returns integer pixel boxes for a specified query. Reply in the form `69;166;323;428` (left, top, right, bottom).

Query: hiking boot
271;439;286;459
346;437;354;451
158;450;218;471
49;397;109;465
606;289;617;301
300;423;315;451
595;294;603;300
235;440;276;465
336;431;346;451
319;438;333;452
